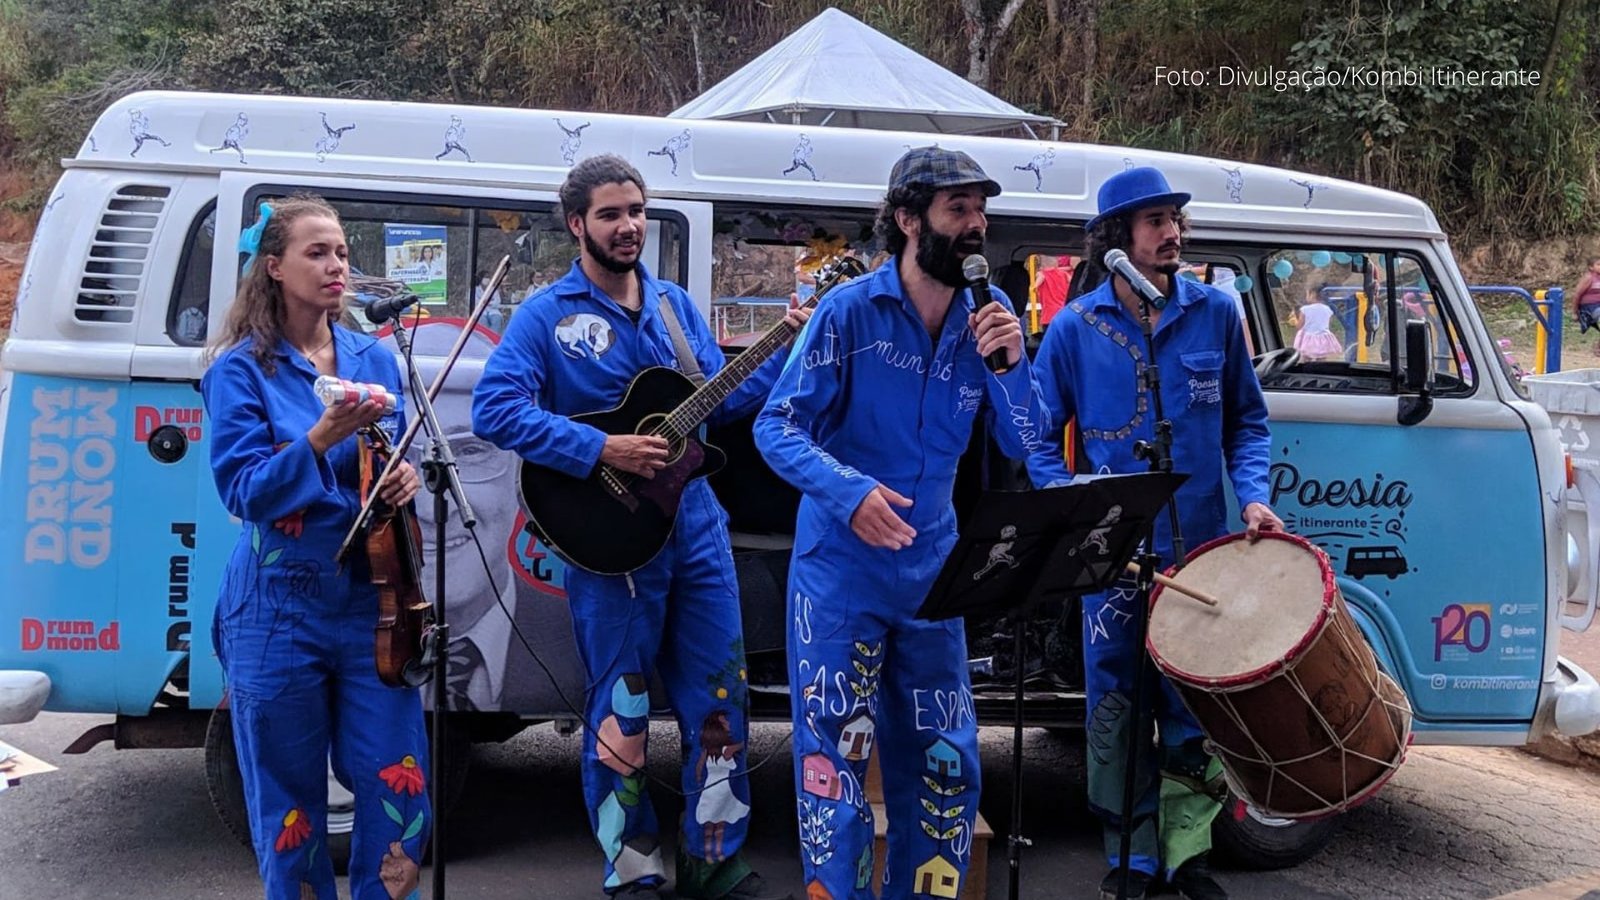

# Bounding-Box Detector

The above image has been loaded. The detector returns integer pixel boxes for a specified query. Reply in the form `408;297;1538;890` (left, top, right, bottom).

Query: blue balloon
1233;275;1254;292
1272;259;1294;280
1311;250;1331;267
1332;251;1352;264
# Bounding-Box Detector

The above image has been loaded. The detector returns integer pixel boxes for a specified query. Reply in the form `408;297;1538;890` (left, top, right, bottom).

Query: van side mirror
1398;318;1434;426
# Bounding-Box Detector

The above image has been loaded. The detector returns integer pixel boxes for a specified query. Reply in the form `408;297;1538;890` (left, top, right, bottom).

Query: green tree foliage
0;0;1594;239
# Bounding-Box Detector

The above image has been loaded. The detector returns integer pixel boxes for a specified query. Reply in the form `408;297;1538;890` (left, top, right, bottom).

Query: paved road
2;713;1598;899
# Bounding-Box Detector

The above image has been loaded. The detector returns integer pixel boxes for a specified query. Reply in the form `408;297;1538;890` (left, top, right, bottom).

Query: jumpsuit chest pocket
1179;349;1224;411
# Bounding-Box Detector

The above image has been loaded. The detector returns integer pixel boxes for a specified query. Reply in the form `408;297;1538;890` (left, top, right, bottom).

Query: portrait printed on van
377;320;525;712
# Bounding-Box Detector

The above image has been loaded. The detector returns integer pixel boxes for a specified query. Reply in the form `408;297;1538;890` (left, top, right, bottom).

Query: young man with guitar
472;155;808;900
753;147;1053;900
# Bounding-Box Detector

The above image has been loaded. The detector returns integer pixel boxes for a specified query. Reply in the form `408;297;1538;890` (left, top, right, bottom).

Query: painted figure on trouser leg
755;146;1053;900
1028;167;1284;900
472;154;810;900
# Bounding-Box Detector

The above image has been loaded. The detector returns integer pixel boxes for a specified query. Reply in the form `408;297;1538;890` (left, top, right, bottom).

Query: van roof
79;90;1442;239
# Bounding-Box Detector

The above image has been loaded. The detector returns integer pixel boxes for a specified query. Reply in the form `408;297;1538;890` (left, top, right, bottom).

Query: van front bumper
1549;655;1600;738
0;671;51;725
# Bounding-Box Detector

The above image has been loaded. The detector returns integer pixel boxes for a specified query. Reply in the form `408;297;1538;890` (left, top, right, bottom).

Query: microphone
365;291;421;325
1103;249;1169;310
963;254;1010;374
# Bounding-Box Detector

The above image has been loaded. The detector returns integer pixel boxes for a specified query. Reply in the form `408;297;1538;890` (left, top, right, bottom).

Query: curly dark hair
1080;206;1191;292
559;154;648;226
873;183;939;257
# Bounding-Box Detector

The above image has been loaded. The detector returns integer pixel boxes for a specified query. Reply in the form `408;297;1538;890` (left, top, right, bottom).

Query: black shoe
1170;856;1228;900
721;871;793;900
1099;867;1154;900
611;883;662;900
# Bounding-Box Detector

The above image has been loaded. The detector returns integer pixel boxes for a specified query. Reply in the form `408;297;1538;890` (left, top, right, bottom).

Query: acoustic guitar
519;255;865;574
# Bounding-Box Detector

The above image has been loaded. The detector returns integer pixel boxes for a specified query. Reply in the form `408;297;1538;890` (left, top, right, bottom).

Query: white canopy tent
669;7;1059;138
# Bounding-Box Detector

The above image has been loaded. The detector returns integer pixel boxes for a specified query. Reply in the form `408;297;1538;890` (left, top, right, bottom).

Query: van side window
167;204;217;346
709;204;877;345
1255;249;1472;394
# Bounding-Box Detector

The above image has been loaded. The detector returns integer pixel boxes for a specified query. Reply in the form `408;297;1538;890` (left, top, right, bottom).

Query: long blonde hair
205;194;346;376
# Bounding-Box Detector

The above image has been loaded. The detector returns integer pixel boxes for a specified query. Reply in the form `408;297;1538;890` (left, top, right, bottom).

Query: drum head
1148;533;1333;687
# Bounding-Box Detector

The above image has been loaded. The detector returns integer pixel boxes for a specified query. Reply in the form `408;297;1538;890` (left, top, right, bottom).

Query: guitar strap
655;292;707;387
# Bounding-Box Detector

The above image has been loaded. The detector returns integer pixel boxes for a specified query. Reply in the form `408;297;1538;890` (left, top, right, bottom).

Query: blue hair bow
238;201;274;273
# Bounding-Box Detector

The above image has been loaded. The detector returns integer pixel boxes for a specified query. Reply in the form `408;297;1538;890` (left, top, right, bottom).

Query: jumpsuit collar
551;258;667;327
872;254;977;343
1087;270;1204;335
272;322;373;381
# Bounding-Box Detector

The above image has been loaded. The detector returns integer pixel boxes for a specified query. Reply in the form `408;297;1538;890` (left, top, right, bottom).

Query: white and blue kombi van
2;91;1597;866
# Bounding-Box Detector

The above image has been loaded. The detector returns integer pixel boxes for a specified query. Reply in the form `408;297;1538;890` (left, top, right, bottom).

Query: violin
358;424;435;688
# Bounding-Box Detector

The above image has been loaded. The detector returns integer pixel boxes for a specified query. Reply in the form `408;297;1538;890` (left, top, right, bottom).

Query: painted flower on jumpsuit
276;807;313;852
378;754;427;899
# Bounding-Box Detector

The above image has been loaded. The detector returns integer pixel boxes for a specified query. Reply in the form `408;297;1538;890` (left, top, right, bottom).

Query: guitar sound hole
636;414;686;464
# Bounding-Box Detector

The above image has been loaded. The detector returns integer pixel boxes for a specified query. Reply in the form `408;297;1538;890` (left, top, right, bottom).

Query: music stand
916;472;1186;900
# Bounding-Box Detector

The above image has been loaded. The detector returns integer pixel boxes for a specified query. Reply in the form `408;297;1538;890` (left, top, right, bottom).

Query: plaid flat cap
888;146;1002;196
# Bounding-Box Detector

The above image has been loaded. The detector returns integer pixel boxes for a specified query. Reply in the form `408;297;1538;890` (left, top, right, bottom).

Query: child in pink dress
1294;286;1344;359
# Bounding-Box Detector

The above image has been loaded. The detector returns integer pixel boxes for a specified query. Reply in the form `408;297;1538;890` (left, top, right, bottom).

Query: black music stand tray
915;472;1186;900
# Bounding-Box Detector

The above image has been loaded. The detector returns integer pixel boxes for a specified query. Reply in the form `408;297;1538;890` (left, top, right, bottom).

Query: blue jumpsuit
202;327;430;900
1027;277;1271;878
753;257;1052;900
472;261;779;896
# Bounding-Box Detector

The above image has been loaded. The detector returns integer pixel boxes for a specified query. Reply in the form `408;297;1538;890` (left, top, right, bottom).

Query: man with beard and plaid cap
754;146;1053;900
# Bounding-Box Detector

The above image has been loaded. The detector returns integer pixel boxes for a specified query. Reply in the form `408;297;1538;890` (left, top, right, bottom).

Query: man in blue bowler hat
1029;166;1283;900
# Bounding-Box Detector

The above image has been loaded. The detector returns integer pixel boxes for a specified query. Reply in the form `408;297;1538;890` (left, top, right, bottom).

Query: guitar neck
658;294;817;441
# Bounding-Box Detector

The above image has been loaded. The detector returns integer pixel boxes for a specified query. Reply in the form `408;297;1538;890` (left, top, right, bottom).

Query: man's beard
1151;239;1183;277
584;231;638;275
915;221;984;289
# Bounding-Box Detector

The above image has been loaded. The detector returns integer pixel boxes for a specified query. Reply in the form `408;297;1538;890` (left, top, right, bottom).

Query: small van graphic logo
1344;544;1407;580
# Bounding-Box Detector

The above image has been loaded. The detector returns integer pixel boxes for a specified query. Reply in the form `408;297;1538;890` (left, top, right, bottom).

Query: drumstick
1123;562;1220;607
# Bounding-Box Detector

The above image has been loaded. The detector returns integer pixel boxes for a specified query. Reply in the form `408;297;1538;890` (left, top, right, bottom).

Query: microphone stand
1113;269;1188;900
386;311;475;900
341;257;512;899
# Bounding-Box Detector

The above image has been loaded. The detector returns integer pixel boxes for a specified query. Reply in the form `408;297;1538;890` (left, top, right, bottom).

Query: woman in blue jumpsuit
472;155;800;900
202;196;429;900
754;148;1052;900
1027;167;1280;900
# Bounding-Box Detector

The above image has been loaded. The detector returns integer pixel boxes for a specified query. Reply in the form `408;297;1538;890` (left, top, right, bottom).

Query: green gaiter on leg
1158;741;1225;877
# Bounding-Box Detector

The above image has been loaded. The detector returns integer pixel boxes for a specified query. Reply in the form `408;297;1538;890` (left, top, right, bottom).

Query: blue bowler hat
1085;166;1191;232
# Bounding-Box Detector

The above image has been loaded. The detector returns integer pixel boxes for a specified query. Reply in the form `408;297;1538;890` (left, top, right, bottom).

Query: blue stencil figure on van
472;155;796;899
127;108;170;157
436;116;473;162
1028;165;1279;899
558;119;592;166
210;112;250;164
1216;165;1244;203
648;129;692;176
1290;177;1329;209
755;146;1051;899
1013;147;1055;192
783;134;820;181
316;113;356;163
